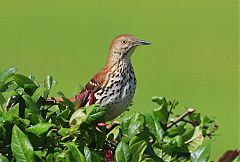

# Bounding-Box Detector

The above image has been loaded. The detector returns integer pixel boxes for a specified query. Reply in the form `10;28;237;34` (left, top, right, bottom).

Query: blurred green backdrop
0;0;238;160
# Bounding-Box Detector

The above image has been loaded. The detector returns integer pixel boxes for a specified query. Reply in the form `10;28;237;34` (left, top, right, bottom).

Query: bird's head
107;34;150;66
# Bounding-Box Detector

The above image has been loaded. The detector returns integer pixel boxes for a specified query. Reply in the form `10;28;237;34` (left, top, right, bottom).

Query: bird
75;34;150;121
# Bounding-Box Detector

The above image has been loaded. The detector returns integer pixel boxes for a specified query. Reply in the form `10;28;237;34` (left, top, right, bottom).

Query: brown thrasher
75;34;150;121
51;34;150;121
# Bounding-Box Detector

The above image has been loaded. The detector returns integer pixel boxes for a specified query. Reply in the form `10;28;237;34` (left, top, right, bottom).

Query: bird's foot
95;122;109;132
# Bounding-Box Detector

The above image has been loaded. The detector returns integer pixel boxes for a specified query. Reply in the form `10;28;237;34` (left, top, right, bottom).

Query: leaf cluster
0;68;218;162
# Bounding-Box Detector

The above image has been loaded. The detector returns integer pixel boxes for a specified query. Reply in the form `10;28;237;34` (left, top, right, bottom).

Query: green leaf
1;90;18;105
115;141;131;162
0;104;19;122
85;106;107;124
167;125;186;137
83;146;104;162
233;156;240;162
31;87;48;103
145;112;165;143
121;113;145;140
34;150;47;161
66;142;86;162
153;103;168;123
51;108;72;127
11;125;35;162
22;95;39;110
129;139;147;162
163;135;183;148
13;74;38;95
141;158;156;162
0;92;6;106
28;74;39;85
0;155;9;162
152;143;169;162
23;84;38;95
13;74;37;88
190;137;211;162
152;96;166;106
84;146;92;162
44;75;55;91
58;127;71;137
0;68;17;83
185;126;204;152
23;95;44;124
83;148;105;162
27;123;55;137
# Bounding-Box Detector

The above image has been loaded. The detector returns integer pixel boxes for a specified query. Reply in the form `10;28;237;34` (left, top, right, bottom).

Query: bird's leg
95;122;109;132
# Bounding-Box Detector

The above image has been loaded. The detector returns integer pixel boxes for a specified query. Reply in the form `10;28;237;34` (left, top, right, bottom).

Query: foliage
0;68;220;162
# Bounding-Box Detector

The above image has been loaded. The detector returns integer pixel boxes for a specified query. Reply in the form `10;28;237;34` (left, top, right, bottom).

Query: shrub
0;68;218;162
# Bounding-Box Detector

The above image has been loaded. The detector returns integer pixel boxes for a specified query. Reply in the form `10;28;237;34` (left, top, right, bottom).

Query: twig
167;108;195;129
165;100;177;125
181;119;199;126
46;97;76;103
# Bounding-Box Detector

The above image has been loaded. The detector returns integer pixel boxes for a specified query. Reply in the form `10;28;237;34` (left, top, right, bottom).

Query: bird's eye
121;40;128;44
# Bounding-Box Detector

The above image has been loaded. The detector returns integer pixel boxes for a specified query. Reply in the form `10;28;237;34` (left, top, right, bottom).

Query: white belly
95;64;136;121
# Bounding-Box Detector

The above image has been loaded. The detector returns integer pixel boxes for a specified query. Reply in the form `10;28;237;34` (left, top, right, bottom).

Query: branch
166;108;196;129
46;97;76;103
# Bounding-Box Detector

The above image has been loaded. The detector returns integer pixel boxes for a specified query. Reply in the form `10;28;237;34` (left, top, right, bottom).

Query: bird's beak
136;40;151;46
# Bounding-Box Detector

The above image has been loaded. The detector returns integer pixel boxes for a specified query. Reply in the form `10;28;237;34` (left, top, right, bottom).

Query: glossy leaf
11;125;35;162
85;106;107;124
152;143;169;162
23;84;38;95
13;74;37;88
0;68;17;83
22;95;39;110
145;112;165;143
23;95;44;124
167;125;186;137
152;96;166;106
27;123;55;137
115;141;131;162
84;146;93;162
142;158;156;162
121;113;145;140
129;139;147;162
0;71;218;162
185;126;204;152
83;146;104;162
66;142;86;162
190;137;211;162
0;92;6;106
153;104;168;124
31;87;48;103
44;75;54;91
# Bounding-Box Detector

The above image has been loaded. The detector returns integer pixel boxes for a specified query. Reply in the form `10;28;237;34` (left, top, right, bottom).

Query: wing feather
75;67;109;108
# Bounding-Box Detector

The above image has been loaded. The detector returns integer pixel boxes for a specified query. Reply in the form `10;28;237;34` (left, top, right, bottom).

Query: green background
0;0;238;160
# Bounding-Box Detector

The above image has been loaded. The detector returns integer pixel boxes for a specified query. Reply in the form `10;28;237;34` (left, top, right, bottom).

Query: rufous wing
75;68;108;108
